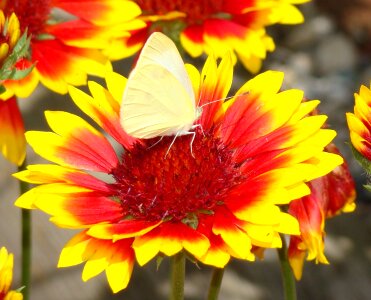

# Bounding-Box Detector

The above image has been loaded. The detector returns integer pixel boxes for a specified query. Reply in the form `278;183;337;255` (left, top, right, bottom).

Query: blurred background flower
346;83;371;193
288;143;356;279
346;84;371;164
0;0;144;165
106;0;309;73
0;247;23;300
0;0;143;98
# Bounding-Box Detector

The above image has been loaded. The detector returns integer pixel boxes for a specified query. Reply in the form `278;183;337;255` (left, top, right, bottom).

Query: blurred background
0;1;370;299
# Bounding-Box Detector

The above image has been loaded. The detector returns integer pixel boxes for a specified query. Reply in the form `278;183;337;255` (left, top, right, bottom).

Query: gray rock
285;15;335;49
314;33;359;75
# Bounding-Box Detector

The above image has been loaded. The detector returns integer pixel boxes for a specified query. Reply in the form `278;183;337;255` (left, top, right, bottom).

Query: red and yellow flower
346;83;371;162
14;54;342;292
288;143;356;280
0;0;144;165
0;0;144;98
0;247;23;300
106;0;310;73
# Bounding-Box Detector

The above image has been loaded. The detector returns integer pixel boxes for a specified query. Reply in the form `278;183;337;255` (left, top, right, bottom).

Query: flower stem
207;267;224;300
18;160;31;300
170;252;185;300
277;235;296;300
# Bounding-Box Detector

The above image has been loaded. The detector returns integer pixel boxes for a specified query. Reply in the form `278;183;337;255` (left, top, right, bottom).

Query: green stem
170;252;185;300
277;235;296;300
207;268;224;300
18;161;31;300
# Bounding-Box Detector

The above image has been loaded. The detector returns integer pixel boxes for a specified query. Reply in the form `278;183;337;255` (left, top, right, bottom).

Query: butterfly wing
121;64;196;139
120;32;197;139
130;32;195;107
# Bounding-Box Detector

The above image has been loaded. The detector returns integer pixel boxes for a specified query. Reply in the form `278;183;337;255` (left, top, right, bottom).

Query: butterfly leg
164;130;198;159
191;123;205;136
175;130;197;158
165;131;181;158
189;131;197;158
199;125;205;137
147;136;164;150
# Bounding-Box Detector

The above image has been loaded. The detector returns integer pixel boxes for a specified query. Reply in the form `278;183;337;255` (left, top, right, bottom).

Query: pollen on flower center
111;129;242;223
136;0;225;23
2;0;52;35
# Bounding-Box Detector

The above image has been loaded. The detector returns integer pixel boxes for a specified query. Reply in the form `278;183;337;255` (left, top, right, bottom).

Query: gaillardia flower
346;83;371;163
0;0;144;98
288;143;356;280
0;247;23;300
15;55;342;292
0;0;143;165
106;0;309;73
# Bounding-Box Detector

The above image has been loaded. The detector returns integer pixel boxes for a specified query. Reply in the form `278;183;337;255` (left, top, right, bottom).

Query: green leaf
0;29;34;81
15;285;25;292
0;84;6;94
182;213;199;229
8;65;34;80
0;54;17;71
156;255;164;270
12;29;31;57
184;252;198;266
363;184;371;192
5;33;30;64
36;33;54;41
350;144;371;173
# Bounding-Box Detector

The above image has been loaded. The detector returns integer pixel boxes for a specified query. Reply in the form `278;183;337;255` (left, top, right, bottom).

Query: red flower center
1;0;52;36
111;129;242;223
136;0;224;23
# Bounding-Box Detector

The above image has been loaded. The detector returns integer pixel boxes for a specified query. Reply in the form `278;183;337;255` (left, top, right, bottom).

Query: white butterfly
120;32;202;140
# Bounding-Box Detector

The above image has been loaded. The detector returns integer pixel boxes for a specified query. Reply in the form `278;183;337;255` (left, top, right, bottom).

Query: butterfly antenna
199;98;224;108
199;92;249;108
197;83;204;108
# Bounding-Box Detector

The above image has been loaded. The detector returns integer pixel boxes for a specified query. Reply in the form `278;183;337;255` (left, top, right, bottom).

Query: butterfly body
121;32;200;140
